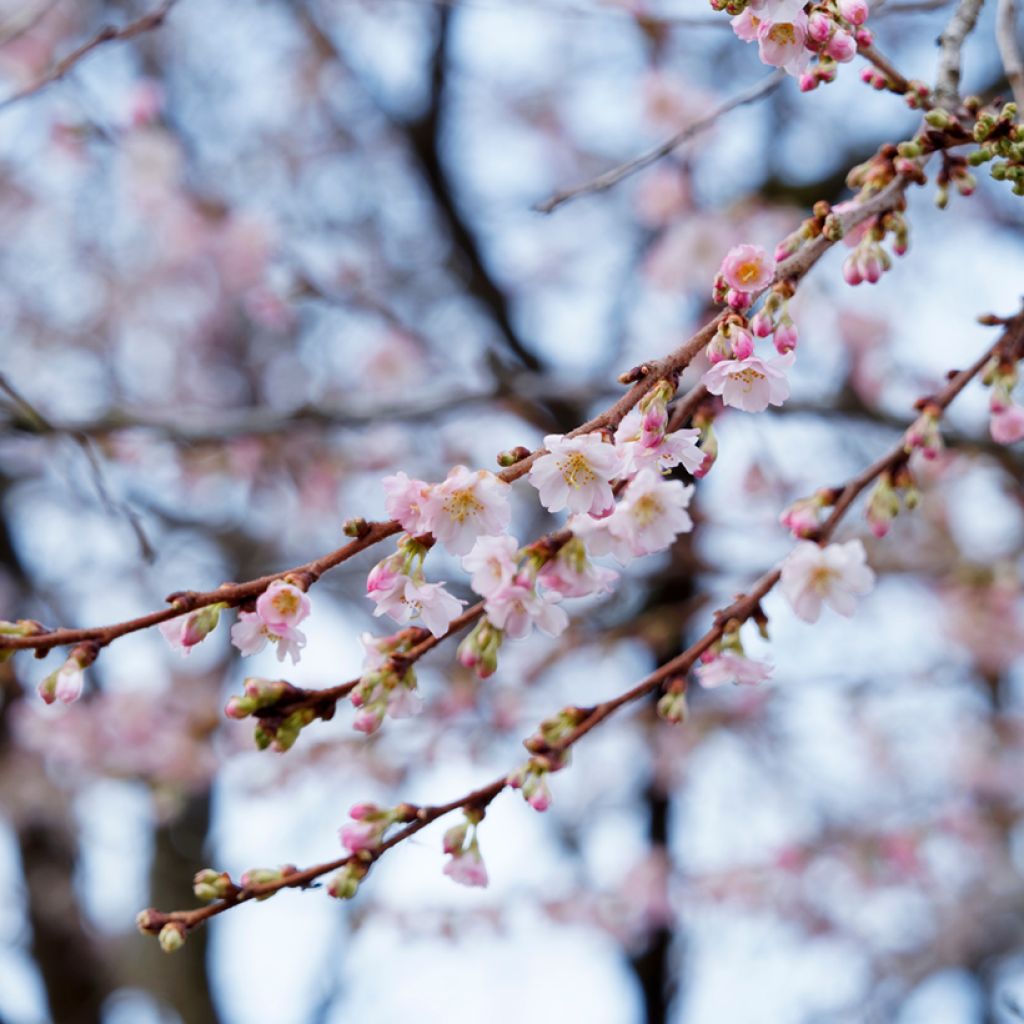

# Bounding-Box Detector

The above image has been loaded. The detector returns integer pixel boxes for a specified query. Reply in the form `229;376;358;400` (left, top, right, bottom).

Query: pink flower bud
991;402;1024;444
774;321;798;354
726;288;752;310
729;327;755;361
807;11;833;43
861;251;883;284
842;254;863;286
751;311;774;337
855;26;873;45
839;0;869;24
827;29;857;62
798;73;818;92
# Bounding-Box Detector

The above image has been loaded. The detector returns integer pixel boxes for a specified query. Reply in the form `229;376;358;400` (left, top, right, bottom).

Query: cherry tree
1;0;1023;1021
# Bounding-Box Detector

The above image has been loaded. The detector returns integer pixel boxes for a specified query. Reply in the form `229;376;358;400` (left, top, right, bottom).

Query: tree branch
996;0;1024;109
0;0;180;115
534;71;786;215
0;146;954;657
137;310;1022;941
935;0;987;108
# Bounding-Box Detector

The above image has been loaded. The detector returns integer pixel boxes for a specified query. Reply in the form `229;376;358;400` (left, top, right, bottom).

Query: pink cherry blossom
255;581;310;631
702;352;794;413
339;819;383;853
757;14;810;76
780;539;876;623
719;243;775;293
382;471;433;534
611;468;695;558
529;432;621;515
990;402;1024;444
461;534;520;597
537;538;619;599
614;407;703;477
443;842;489;888
422;465;511;555
230;612;307;663
373;577;465;638
695;652;772;689
485;579;569;640
730;8;761;41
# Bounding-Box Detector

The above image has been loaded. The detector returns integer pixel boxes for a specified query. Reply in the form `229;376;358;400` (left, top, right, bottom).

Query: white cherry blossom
702;352;794;413
780;539;876;623
528;432;621;515
423;465;511;556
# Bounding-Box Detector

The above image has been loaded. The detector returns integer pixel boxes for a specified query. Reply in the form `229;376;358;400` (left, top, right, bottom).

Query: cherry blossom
719;243;775;293
614;406;703;477
757;14;810;76
373;577;465;638
528;432;621;515
230;612;306;664
255;581;310;631
780;539;876;623
462;534;520;597
422;465;512;555
990;400;1024;444
695;652;773;689
702;352;794;413
485;578;569;640
443;840;489;888
382;470;433;534
537;537;619;599
574;469;694;564
339;804;393;853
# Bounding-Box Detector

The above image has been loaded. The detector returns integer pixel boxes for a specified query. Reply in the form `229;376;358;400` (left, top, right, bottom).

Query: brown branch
859;43;920;97
935;0;987;109
534;71;786;215
996;0;1024;109
0;0;180;115
0;139;953;657
138;309;1024;941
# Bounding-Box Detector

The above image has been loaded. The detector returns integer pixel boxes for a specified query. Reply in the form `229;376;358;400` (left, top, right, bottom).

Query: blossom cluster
722;0;871;90
705;244;797;413
364;383;703;715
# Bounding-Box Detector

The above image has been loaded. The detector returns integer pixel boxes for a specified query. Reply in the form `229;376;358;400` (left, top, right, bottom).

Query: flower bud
496;446;531;468
158;923;186;953
657;688;688;724
193;869;234;902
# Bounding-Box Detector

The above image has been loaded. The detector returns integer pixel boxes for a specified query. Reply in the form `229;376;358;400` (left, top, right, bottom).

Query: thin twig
0;0;180;115
935;0;986;109
997;0;1024;109
534;71;786;215
0;375;156;562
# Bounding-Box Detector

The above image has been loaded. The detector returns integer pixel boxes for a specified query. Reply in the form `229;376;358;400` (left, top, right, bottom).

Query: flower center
810;566;837;592
738;260;761;284
769;23;797;44
732;366;767;392
558;452;597;489
632;493;664;526
272;590;300;617
444;488;484;523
